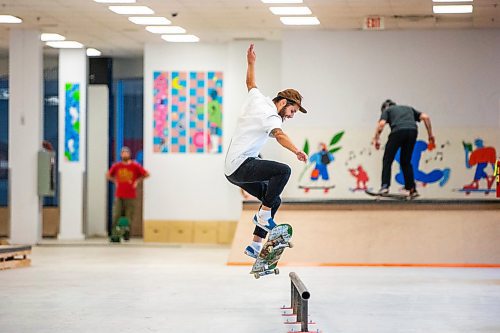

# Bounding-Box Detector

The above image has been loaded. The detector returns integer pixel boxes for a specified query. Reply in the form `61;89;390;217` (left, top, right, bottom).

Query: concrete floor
1;244;500;333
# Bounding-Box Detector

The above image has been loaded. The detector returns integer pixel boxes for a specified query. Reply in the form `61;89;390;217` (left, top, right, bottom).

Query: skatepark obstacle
0;245;32;270
289;272;311;332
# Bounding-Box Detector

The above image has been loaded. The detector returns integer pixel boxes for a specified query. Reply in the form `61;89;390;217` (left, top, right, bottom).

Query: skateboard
110;217;130;242
299;185;335;193
250;224;293;279
453;188;493;195
365;189;412;201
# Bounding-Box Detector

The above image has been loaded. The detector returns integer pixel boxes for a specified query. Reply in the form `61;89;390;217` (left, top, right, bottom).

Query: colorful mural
64;83;80;162
395;140;451;188
171;72;187;153
189;72;206;153
349;165;370;191
282;128;499;200
457;138;497;195
153;72;169;153
153;71;223;154
298;131;344;193
207;71;223;154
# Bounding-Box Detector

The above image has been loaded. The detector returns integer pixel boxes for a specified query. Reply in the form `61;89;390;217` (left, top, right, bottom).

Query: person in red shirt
106;146;149;240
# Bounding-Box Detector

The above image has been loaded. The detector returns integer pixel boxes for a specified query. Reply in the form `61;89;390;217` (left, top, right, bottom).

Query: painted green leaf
73;121;80;133
65;83;71;91
73;90;80;102
329;131;345;146
329;146;342;154
65;152;72;160
303;139;309;155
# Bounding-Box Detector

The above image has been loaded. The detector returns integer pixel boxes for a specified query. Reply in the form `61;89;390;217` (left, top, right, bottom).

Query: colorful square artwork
153;72;169;153
64;83;80;162
207;72;223;154
171;72;187;153
153;71;223;154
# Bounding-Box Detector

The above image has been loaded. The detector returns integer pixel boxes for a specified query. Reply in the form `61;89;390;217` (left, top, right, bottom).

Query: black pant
226;157;291;238
381;129;418;190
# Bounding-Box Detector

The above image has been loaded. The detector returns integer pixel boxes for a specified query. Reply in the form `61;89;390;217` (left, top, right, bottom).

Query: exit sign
363;17;384;30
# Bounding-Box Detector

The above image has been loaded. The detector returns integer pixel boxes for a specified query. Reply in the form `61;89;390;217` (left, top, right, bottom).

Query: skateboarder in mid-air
225;44;308;259
371;99;435;198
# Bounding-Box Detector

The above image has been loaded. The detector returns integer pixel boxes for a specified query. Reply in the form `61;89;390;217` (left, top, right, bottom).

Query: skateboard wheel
288;242;294;248
274;268;280;275
254;273;260;279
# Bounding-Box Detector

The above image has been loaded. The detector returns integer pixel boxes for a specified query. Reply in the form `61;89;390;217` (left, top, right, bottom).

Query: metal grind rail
289;272;311;332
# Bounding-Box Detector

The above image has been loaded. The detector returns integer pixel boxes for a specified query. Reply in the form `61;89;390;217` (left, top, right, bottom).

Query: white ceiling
0;0;498;57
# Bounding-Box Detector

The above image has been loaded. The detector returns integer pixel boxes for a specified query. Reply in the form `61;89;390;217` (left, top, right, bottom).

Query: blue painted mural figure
462;138;496;192
298;131;343;194
395;140;450;187
309;143;334;181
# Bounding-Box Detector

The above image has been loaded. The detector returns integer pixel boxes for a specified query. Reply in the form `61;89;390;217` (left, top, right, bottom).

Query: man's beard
122;156;131;162
278;106;287;121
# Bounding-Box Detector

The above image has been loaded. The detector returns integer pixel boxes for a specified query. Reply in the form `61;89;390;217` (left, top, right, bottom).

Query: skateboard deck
453;188;494;195
250;224;293;279
365;189;411;200
110;217;130;242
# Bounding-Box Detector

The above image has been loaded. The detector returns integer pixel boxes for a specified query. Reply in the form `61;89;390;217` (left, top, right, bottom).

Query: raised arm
371;119;386;150
271;128;307;162
420;113;435;145
246;44;257;91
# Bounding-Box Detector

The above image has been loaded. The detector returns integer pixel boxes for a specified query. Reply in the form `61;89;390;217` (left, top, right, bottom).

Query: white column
86;85;109;237
58;49;87;240
8;29;43;244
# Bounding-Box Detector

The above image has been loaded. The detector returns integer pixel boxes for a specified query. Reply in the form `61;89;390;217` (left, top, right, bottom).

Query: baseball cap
277;89;307;114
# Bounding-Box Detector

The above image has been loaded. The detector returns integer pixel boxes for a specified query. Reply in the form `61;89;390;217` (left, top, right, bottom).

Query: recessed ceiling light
108;6;154;15
161;34;200;43
0;15;22;24
46;41;84;49
433;5;473;13
129;16;171;25
41;33;65;42
94;0;136;3
86;48;102;57
146;26;186;34
261;0;303;3
269;7;312;15
280;16;320;25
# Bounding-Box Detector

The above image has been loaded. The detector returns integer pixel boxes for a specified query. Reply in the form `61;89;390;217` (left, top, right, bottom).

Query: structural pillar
58;49;87;240
8;29;43;244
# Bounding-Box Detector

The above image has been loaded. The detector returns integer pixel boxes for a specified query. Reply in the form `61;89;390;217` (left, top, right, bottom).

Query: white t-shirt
224;88;282;176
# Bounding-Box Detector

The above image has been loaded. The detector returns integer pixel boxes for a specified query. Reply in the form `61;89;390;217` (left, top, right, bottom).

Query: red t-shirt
109;161;148;199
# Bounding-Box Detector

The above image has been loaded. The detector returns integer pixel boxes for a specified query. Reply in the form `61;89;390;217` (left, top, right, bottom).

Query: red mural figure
349;165;369;191
495;158;500;198
462;139;496;194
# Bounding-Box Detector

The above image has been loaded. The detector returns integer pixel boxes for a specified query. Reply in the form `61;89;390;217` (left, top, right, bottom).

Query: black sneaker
377;187;389;195
409;189;420;199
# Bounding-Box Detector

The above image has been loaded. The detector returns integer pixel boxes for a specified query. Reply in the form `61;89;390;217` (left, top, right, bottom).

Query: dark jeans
382;129;418;190
226;157;291;238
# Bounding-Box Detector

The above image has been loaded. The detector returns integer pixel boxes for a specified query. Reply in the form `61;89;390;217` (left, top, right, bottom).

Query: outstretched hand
247;44;256;64
371;138;381;150
296;151;308;162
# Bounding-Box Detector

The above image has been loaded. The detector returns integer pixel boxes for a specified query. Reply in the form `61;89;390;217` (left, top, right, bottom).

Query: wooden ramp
227;202;500;267
0;245;32;270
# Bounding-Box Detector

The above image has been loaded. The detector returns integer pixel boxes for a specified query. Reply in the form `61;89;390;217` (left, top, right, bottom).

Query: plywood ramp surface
227;209;500;266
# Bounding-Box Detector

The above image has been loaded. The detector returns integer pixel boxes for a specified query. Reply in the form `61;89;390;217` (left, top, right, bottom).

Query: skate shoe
252;214;277;232
244;245;260;259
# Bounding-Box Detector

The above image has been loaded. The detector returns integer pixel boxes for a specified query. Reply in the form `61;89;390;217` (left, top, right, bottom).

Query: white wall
86;85;109;237
282;29;500;129
143;41;280;221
